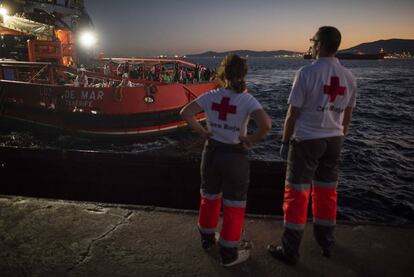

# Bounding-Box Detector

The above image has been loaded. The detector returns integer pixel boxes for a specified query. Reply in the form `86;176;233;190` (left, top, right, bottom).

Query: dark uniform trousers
198;139;249;261
282;136;344;261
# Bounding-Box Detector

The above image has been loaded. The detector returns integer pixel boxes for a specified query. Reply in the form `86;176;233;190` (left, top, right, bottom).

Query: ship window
3;68;15;80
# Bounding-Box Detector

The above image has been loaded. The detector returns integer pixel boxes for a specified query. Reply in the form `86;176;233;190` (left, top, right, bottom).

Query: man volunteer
268;26;357;265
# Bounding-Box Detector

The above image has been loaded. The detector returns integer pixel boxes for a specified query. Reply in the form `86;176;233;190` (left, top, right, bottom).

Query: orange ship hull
0;62;219;138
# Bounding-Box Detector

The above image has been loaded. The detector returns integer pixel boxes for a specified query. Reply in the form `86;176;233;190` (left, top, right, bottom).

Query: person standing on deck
180;54;272;267
103;64;111;76
118;73;133;87
73;66;88;87
267;26;357;265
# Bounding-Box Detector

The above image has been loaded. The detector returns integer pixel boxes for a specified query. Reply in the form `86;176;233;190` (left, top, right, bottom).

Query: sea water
1;57;413;224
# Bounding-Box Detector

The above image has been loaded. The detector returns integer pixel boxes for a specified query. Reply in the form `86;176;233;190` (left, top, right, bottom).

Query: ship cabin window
2;68;15;81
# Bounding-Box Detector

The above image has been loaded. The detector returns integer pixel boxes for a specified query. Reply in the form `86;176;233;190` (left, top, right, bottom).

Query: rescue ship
0;1;219;139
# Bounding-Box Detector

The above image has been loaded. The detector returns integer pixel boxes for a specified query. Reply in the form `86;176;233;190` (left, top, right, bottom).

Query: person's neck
318;51;336;58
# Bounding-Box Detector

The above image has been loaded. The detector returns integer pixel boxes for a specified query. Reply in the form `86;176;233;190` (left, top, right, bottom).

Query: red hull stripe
3;114;206;136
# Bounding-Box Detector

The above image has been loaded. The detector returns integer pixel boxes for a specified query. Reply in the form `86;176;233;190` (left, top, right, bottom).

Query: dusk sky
85;0;414;57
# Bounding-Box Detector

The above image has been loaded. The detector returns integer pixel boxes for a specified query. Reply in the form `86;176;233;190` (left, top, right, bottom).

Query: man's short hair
316;26;341;54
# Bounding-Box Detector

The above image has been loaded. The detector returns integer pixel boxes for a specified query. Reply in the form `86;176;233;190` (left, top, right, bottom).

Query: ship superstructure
0;0;94;65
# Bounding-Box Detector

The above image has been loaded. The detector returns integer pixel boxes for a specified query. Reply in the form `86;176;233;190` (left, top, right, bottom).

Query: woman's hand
239;135;255;149
201;130;212;140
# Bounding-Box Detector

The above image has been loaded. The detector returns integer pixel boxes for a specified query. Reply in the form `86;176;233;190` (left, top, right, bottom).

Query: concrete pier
0;195;412;277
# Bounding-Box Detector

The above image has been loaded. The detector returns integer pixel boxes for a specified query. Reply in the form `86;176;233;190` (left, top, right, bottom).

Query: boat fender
113;87;123;102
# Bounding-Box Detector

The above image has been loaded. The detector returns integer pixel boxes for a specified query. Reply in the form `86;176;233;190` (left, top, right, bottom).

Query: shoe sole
221;250;250;267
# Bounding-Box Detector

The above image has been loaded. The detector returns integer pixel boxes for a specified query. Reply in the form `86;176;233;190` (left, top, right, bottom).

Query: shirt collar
315;57;340;64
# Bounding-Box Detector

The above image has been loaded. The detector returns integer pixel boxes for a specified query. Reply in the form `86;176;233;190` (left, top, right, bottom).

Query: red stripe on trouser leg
312;186;337;221
198;196;221;229
221;205;246;242
283;185;311;225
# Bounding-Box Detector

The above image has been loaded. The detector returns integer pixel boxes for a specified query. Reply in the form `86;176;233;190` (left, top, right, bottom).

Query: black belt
206;139;247;154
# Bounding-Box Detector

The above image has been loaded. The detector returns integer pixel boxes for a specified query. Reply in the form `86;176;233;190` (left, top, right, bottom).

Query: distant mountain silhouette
340;39;414;54
186;50;300;57
187;39;414;57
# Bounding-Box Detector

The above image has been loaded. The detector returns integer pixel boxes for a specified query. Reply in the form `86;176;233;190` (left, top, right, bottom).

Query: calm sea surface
1;57;413;224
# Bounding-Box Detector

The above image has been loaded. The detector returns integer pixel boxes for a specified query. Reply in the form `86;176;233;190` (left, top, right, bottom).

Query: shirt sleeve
195;92;209;110
287;69;306;107
246;95;263;114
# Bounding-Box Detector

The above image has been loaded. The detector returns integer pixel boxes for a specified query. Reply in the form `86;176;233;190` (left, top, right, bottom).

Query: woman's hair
217;53;247;93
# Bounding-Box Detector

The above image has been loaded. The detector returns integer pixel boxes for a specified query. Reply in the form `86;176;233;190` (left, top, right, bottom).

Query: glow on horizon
85;0;414;56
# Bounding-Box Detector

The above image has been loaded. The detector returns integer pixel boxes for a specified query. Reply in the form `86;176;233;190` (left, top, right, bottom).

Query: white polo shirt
196;88;262;144
288;57;357;141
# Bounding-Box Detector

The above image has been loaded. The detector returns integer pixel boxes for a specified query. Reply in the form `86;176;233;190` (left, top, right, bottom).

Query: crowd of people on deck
104;61;217;84
70;61;217;88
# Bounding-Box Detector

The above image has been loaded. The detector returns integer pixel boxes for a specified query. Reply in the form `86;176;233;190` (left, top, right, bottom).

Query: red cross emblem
324;76;346;102
211;97;237;121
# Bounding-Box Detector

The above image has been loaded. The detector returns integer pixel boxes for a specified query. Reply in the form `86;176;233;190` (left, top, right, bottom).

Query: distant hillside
186;50;300;57
187;39;414;57
340;39;414;54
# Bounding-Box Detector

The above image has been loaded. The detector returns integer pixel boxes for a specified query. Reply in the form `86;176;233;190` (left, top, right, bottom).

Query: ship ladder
29;64;49;83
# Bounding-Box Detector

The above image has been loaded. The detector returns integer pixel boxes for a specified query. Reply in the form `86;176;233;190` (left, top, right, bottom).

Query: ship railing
95;57;216;85
0;61;123;86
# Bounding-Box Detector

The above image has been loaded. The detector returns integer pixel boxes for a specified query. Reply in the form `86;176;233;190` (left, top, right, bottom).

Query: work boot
200;232;220;250
239;239;253;250
220;248;250;267
314;224;335;258
322;247;333;258
267;244;298;265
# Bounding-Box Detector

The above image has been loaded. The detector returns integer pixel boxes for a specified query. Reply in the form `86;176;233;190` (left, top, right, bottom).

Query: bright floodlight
79;31;97;48
0;7;9;16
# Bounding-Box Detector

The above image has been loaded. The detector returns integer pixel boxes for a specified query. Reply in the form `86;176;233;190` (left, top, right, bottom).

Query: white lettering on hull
64;89;105;107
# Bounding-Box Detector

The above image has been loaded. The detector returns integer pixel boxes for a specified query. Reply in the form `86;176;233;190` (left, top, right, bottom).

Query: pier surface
0;195;413;277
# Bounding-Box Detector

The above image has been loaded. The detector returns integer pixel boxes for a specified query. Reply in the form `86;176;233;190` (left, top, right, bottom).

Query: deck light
0;6;9;16
79;31;97;48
